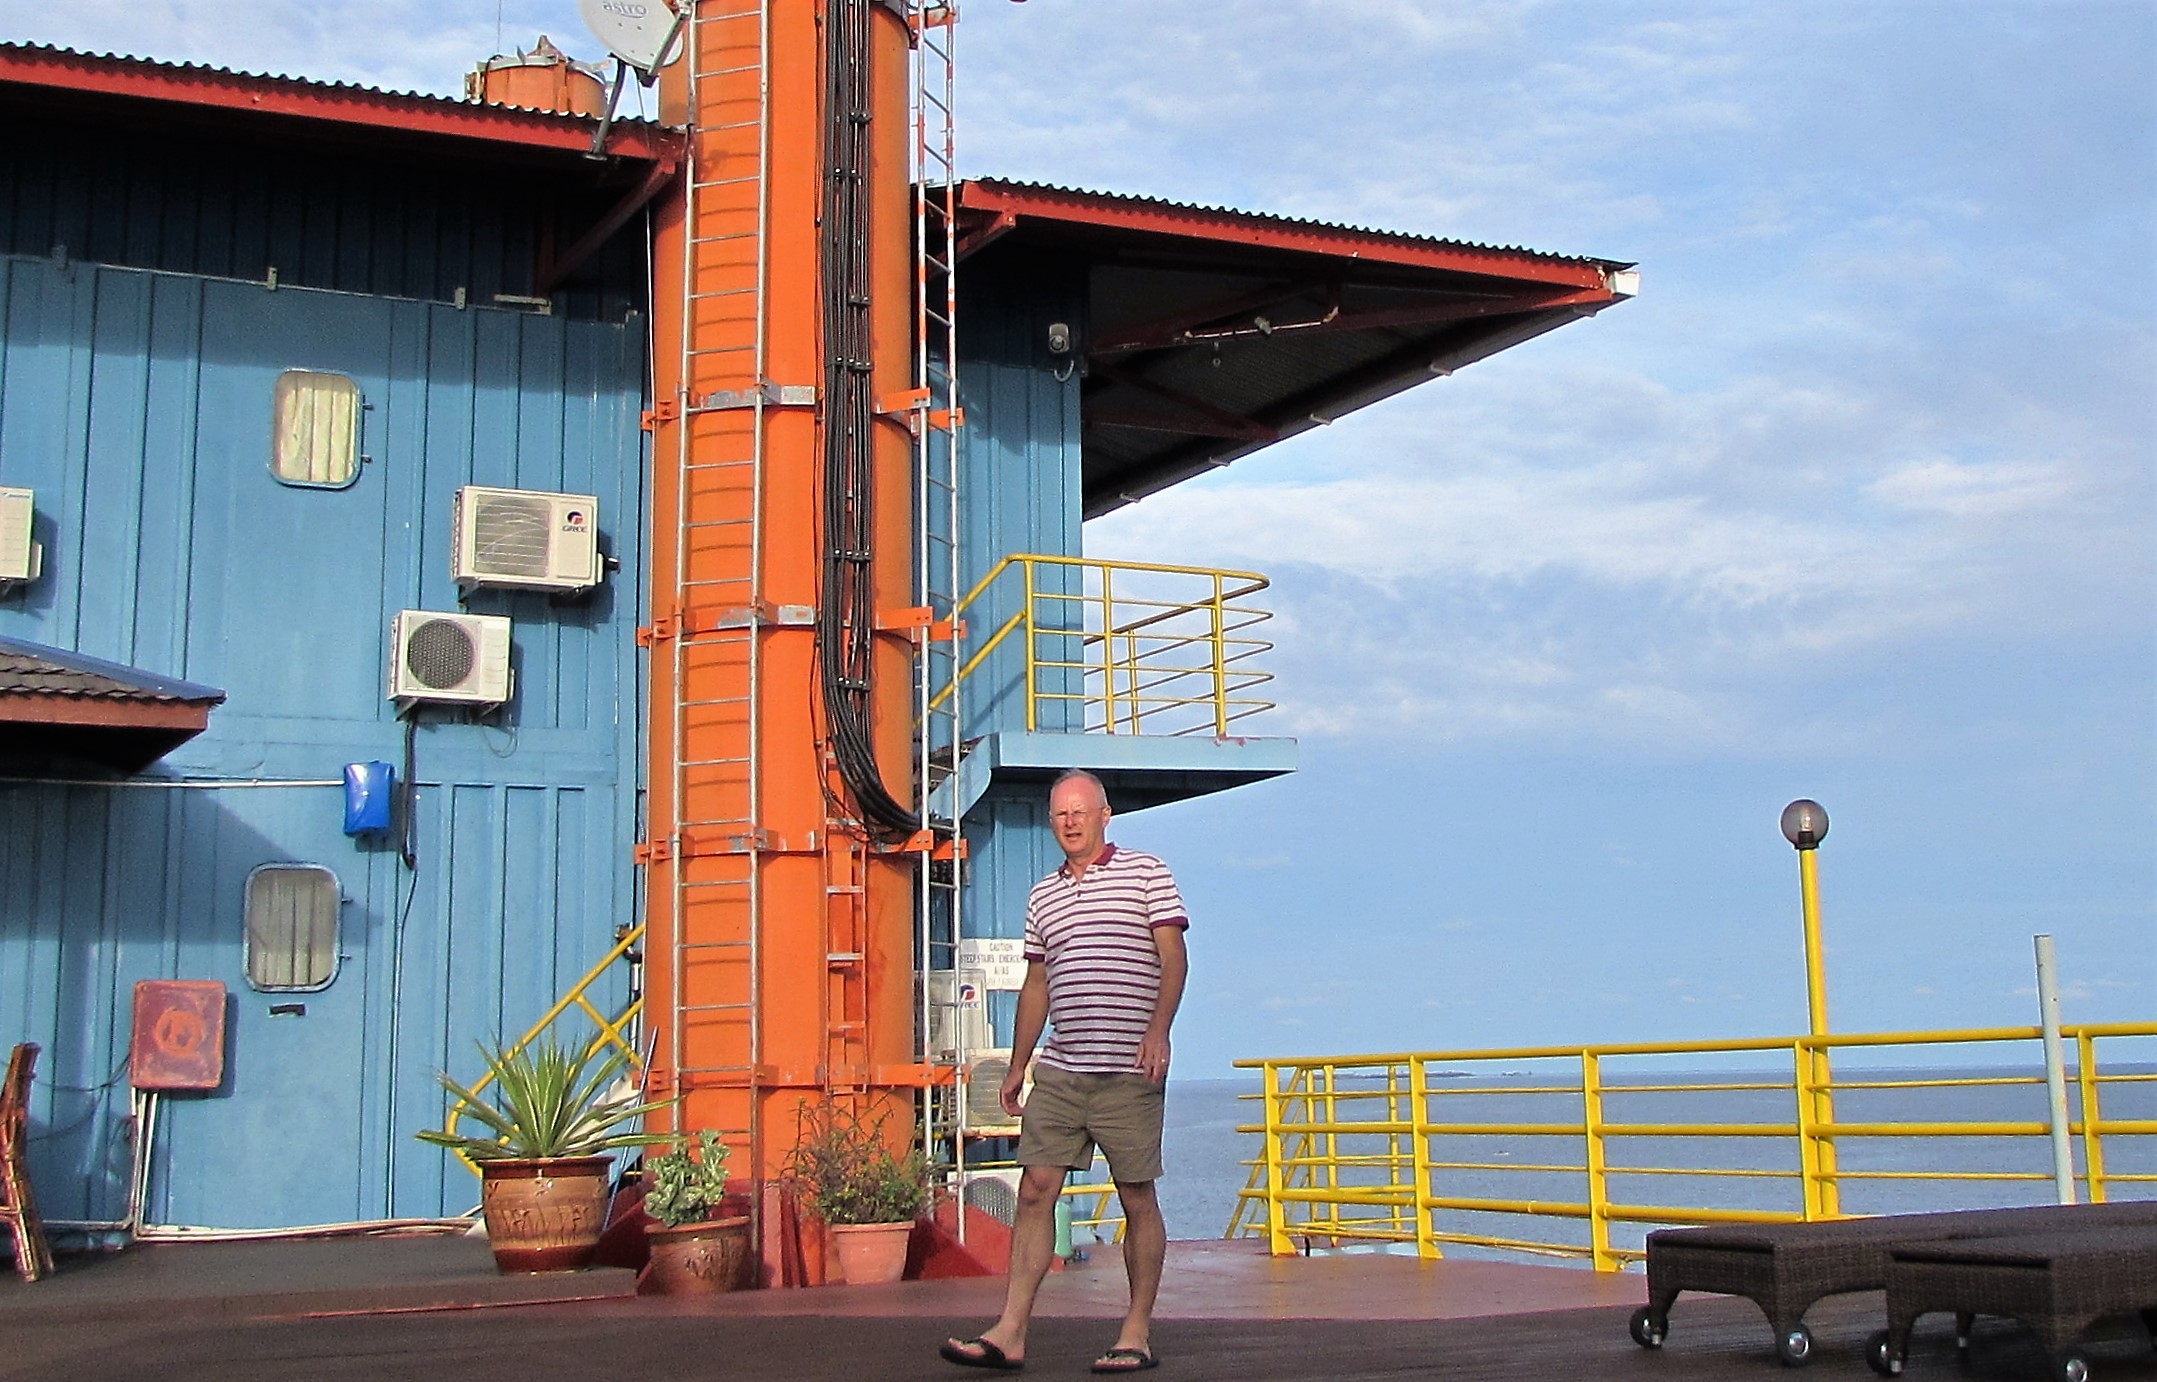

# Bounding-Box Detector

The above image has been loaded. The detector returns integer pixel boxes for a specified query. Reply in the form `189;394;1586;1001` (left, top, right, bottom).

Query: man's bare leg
1109;1178;1166;1356
946;1163;1066;1364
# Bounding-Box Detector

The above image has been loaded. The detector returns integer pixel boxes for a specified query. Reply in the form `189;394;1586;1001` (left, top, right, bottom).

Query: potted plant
639;1129;753;1294
784;1101;930;1285
415;1033;673;1273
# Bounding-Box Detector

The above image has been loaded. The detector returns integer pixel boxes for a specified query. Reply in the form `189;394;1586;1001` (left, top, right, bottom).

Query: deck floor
4;1235;2154;1380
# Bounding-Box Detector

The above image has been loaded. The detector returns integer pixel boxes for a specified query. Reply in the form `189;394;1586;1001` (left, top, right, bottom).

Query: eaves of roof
0;41;680;163
958;178;1635;287
0;636;225;705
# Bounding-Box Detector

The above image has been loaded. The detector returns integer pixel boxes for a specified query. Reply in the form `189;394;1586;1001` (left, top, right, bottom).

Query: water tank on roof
466;36;608;118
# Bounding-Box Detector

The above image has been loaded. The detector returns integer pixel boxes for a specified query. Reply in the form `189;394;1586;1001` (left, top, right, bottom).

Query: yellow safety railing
442;923;648;1173
933;555;1274;737
1228;1022;2157;1270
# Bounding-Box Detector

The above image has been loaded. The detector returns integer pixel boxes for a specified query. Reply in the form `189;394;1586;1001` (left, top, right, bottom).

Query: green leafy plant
784;1100;930;1226
643;1130;736;1227
414;1034;675;1161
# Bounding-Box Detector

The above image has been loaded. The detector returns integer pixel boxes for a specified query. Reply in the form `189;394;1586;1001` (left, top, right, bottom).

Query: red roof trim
0;43;677;162
958;179;1625;292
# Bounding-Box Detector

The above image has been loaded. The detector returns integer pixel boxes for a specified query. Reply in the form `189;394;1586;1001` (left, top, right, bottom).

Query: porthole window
244;864;341;992
270;370;361;488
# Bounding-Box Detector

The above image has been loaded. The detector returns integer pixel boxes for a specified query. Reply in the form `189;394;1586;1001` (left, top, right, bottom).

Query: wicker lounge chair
1864;1224;2157;1382
1631;1200;2157;1366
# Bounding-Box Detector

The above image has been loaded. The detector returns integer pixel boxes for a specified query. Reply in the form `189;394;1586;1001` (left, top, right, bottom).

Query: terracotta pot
643;1216;753;1294
479;1156;615;1273
830;1220;913;1285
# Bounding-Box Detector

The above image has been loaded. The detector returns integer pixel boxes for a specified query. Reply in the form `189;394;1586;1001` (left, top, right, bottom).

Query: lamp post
1780;799;1830;1037
1780;798;1839;1219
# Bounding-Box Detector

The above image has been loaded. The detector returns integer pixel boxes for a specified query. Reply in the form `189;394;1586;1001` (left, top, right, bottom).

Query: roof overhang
0;637;225;776
954;180;1638;518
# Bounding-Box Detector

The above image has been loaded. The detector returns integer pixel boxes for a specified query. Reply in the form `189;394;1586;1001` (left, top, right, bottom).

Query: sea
1140;1070;2157;1258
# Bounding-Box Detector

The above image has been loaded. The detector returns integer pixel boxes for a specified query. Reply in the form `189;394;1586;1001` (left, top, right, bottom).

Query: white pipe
0;777;343;789
132;1217;476;1242
2034;934;2077;1204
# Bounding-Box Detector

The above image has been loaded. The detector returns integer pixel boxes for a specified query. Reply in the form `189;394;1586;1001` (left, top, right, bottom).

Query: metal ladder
663;0;774;1173
907;1;970;1184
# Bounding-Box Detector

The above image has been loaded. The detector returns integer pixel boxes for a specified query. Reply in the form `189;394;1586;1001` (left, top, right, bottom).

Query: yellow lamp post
1780;798;1839;1218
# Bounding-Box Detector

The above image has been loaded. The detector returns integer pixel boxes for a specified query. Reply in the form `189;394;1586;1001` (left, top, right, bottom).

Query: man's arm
1135;925;1187;1084
1001;959;1049;1117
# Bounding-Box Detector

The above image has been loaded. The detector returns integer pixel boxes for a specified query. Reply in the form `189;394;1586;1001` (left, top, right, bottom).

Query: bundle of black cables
818;0;917;836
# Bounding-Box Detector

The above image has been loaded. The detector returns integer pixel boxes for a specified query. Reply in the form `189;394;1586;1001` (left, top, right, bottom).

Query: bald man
942;768;1189;1375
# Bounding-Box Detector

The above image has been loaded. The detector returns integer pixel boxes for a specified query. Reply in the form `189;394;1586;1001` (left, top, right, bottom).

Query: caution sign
131;981;229;1091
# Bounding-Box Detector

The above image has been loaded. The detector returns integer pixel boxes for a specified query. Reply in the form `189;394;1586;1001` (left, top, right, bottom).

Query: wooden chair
1;1042;55;1282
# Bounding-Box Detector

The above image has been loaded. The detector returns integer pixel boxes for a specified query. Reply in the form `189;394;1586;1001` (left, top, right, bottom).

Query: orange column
643;0;929;1227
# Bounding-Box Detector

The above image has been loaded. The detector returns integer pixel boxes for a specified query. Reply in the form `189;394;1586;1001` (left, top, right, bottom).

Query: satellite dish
579;0;685;79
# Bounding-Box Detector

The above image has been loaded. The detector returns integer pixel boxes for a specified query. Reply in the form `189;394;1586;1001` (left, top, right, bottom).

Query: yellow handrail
927;554;1275;737
441;923;648;1174
1227;1021;2157;1266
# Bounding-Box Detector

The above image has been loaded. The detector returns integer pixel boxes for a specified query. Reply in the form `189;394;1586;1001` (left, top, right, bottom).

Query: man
941;768;1188;1375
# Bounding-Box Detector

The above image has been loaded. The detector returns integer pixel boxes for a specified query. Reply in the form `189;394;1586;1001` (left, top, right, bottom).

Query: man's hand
999;1061;1028;1118
1136;1029;1171;1085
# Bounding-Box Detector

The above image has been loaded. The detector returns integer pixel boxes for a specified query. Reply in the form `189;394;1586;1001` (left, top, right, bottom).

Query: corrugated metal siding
0;110;648;323
0;252;647;1227
957;252;1085;741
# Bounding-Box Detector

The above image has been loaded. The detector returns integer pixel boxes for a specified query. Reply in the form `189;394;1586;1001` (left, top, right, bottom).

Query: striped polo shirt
1024;843;1189;1074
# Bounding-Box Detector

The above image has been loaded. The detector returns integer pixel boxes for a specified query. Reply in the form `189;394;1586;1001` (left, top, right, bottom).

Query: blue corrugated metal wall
951;258;1083;1020
0;252;647;1228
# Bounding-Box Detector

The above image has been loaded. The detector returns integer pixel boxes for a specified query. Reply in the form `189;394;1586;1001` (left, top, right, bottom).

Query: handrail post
1582;1051;1616;1271
1210;572;1228;736
1409;1057;1438;1259
2075;1030;2109;1203
1098;564;1116;733
1022;559;1038;732
1263;1063;1294;1255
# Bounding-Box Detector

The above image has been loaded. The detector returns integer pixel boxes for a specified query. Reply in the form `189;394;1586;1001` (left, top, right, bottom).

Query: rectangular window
271;370;361;488
244;864;341;991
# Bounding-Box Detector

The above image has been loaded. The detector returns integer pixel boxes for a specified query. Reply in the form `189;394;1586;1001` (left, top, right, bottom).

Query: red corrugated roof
0;41;677;162
958;178;1632;287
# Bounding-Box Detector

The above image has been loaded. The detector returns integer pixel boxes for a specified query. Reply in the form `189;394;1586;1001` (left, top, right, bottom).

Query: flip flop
1092;1347;1159;1373
940;1337;1024;1372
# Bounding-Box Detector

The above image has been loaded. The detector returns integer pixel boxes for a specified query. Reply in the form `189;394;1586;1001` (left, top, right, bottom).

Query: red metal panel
957;179;1624;291
130;981;228;1092
0;43;678;163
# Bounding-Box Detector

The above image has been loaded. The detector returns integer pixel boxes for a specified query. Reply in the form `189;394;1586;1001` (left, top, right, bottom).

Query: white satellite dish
579;0;685;79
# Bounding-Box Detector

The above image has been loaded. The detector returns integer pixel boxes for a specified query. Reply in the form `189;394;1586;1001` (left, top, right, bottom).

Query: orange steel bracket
929;407;964;431
640;400;679;431
871;1063;959;1087
636;613;678;646
874;386;930;415
633;839;673;866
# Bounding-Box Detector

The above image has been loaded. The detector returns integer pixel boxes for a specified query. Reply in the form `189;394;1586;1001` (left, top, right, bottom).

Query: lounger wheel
1628;1306;1665;1349
1865;1330;1902;1377
1776;1324;1814;1366
2053;1352;2090;1382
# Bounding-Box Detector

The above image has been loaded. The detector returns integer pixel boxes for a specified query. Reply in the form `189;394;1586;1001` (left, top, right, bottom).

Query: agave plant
415;1034;675;1161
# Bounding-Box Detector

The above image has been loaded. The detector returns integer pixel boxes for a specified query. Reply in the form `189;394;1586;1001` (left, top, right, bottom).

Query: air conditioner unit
963;1050;1020;1135
388;610;513;707
925;969;991;1061
451;485;601;593
0;487;40;585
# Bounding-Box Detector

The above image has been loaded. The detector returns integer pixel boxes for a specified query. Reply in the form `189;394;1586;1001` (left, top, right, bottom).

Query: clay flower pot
479;1156;615;1272
830;1219;913;1285
644;1215;754;1294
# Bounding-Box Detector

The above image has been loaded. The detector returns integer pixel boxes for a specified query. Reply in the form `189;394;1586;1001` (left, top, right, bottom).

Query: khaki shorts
1017;1063;1166;1184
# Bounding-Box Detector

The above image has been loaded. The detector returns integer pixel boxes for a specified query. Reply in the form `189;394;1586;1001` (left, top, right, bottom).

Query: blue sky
10;1;2150;1076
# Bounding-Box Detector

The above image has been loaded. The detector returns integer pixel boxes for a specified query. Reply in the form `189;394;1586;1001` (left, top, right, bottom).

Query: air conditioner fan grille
470;494;555;577
405;618;477;690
